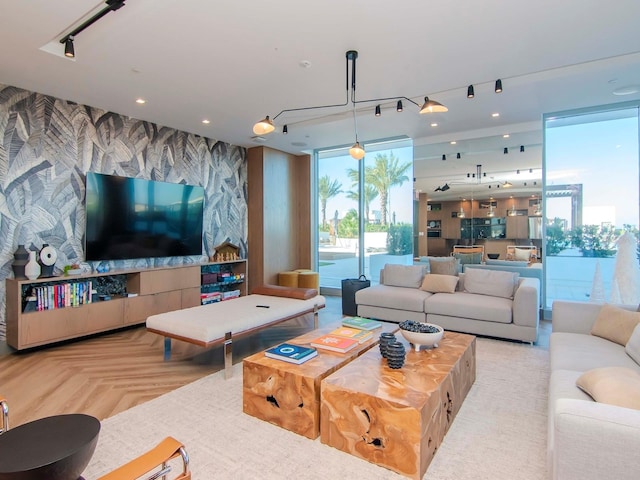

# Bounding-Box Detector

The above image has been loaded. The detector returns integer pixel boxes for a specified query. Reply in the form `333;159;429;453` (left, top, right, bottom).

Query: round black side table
0;413;100;480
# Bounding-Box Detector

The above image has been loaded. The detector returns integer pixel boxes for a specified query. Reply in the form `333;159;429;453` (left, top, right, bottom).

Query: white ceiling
1;0;640;201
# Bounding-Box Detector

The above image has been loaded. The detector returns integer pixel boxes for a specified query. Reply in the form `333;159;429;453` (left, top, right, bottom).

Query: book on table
264;343;318;364
310;334;359;353
341;316;383;331
329;326;374;343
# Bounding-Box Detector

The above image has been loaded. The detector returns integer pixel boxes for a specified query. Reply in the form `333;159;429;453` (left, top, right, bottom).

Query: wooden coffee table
320;331;476;479
242;322;398;439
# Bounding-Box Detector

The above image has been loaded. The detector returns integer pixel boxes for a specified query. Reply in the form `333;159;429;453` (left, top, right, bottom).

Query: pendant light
253;116;275;135
349;104;365;160
419;97;448;113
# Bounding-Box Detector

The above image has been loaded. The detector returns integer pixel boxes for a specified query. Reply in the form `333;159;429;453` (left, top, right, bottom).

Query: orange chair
97;436;191;480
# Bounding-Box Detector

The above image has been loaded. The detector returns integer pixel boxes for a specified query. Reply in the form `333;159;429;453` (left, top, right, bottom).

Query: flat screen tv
85;172;205;261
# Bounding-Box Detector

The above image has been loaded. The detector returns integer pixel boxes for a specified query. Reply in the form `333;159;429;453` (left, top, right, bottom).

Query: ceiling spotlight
253;116;275;135
419;97;448;113
396;100;403;112
375;105;381;117
441;183;450;191
283;124;288;134
529;168;533;173
457;152;461;159
504;147;509;154
520;145;525;152
442;154;446;161
495;79;503;93
517;169;520;174
64;36;75;58
467;173;470;178
349;141;365;160
467;85;475;98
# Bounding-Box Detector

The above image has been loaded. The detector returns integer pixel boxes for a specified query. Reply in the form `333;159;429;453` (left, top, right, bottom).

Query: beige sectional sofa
355;262;540;343
549;300;640;480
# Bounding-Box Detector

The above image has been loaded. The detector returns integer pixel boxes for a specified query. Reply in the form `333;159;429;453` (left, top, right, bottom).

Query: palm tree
345;167;379;223
318;175;342;227
365;152;411;225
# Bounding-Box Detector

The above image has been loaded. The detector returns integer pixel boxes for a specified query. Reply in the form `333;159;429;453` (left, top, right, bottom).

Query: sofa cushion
486;259;529;268
550;332;640;372
428;257;459;276
514;247;532;261
591;304;640;346
626;324;640;365
425;291;513;324
576;367;640;410
355;284;432;312
463;268;519;299
453;252;483;265
420;274;458;294
383;264;425;288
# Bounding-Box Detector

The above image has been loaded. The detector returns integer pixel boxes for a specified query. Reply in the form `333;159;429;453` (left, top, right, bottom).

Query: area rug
84;338;549;479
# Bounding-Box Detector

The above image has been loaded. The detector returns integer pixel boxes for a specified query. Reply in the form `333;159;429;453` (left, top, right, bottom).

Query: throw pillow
383;264;425;288
420;274;459;294
428;257;459;276
453;252;483;265
576;367;640;410
514;247;532;262
463;268;519;299
625;324;640;365
486;259;529;268
591;304;640;346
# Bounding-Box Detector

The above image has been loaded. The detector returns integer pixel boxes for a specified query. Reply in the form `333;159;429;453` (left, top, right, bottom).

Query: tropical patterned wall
0;84;248;340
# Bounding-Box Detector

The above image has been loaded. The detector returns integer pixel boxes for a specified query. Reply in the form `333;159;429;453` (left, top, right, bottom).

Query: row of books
264;316;383;364
200;289;241;305
27;281;94;311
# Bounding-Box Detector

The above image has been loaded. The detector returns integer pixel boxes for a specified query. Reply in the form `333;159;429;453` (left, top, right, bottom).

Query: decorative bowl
487;253;500;259
399;321;444;351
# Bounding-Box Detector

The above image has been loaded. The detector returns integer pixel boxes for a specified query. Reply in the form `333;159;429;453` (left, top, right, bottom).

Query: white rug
84;338;549;479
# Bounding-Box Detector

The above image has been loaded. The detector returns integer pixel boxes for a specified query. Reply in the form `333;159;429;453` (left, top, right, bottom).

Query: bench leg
224;332;233;379
313;303;320;329
163;337;172;361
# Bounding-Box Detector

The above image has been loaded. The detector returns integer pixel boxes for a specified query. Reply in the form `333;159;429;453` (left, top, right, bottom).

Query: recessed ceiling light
492;113;500;117
430;123;438;127
613;85;640;96
450;141;457;145
202;119;210;124
503;134;510;138
135;98;146;104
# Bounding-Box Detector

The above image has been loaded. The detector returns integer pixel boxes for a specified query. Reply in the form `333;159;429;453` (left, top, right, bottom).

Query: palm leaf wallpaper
0;84;248;340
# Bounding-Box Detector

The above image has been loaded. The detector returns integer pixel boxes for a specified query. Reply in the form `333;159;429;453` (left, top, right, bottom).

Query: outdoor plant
569;224;617;257
545;217;569;256
386;223;413;255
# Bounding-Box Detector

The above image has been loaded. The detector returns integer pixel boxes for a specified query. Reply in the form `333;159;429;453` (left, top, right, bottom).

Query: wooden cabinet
506;215;529;239
442;216;461;239
5;262;246;350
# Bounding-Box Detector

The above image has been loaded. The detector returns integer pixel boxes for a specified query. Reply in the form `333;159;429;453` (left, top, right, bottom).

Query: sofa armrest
512;277;539;328
553;399;640;480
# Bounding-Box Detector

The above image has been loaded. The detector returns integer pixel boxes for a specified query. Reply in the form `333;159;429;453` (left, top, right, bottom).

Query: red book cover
310;334;359;353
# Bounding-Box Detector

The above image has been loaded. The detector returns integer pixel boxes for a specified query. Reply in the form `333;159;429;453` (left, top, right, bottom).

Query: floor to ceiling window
543;102;640;313
315;138;414;293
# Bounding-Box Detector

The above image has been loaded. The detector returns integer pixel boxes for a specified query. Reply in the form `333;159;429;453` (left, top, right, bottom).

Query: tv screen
85;172;205;261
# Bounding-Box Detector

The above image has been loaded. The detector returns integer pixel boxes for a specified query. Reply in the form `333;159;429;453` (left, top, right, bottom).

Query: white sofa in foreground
549;300;640;480
355;262;540;343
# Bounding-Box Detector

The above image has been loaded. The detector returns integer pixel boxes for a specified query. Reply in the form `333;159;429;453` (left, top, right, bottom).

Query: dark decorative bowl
487;253;500;259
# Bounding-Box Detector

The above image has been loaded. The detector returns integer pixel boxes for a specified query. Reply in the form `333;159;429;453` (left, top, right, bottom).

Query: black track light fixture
64;36;75;58
495;79;503;93
456;152;461;159
467;85;475;98
441;183;450;192
375;105;381;117
282;125;288;134
520;145;525;152
504;147;509;154
442;154;446;161
396;100;403;112
60;0;127;58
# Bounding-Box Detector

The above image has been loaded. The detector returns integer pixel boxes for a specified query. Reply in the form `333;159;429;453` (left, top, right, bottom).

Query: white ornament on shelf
25;250;41;280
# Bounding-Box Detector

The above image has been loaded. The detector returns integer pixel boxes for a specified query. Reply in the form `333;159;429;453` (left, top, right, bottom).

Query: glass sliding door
543;102;640;313
315;138;414;293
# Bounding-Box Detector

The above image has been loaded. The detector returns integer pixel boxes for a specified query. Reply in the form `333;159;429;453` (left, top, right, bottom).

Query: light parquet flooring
0;296;344;427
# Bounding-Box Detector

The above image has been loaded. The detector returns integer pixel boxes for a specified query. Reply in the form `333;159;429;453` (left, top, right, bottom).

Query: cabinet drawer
132;267;200;295
124;290;183;325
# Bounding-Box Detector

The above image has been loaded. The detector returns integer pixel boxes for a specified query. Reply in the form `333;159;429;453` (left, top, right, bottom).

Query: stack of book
264;343;318;364
310;317;383;353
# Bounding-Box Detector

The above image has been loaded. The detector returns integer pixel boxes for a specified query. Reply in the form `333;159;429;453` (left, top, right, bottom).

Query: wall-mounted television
85;172;205;261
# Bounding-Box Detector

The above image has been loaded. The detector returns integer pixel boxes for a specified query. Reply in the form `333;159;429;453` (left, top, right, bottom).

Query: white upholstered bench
146;285;325;378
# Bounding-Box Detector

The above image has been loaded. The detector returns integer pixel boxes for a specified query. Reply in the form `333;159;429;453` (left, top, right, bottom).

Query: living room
1;1;640;479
